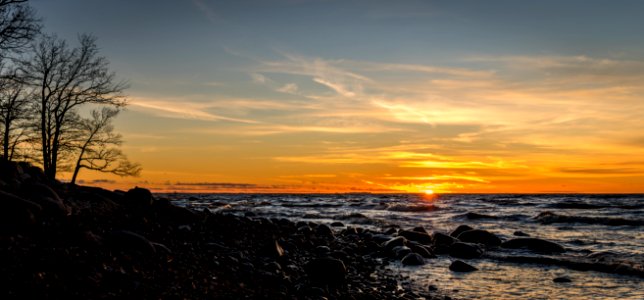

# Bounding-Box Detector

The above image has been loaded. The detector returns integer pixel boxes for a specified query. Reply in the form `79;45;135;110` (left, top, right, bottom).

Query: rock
124;187;154;207
315;246;331;255
457;229;502;247
107;230;156;255
408;242;436;258
392;246;412;258
501;238;565;253
513;231;530;237
330;222;344;227
450;225;474;237
398;230;432;245
433;232;458;247
304;258;346;286
382;236;406;251
412;226;428;234
21;183;70;217
401;253;425;266
316;224;335;238
449;260;478;272
0;190;41;232
553;276;572;283
448;242;483;259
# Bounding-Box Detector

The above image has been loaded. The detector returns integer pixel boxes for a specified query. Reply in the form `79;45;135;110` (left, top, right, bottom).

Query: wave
535;212;644;226
386;203;439;212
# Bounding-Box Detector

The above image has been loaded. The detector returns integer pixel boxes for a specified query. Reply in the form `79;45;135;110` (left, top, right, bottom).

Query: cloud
277;83;299;94
129;97;259;124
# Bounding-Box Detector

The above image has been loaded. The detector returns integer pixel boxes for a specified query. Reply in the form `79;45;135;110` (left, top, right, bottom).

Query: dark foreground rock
0;161;442;300
449;260;478;272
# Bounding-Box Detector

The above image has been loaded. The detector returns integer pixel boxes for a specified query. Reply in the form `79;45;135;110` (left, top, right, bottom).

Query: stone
316;224;335;238
449;260;478;272
448;242;483;259
433;232;458;247
0;190;41;232
408;242;436;258
450;225;474;237
513;231;530;237
392;246;412;258
304;258;346;286
412;226;428;233
382;236;406;251
457;229;502;247
124;187;154;207
398;230;432;245
553;276;572;283
330;222;344;227
501;238;565;253
401;253;425;266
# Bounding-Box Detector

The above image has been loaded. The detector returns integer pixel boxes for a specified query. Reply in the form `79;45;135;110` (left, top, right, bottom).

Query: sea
166;193;644;299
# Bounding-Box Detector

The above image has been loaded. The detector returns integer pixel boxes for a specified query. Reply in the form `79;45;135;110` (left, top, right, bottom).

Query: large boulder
449;242;483;259
304;258;346;286
457;229;503;247
501;238;565;253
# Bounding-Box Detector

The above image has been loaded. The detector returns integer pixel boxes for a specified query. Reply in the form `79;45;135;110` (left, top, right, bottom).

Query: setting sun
424;189;435;195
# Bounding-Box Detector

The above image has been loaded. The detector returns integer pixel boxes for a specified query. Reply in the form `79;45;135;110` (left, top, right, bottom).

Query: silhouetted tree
70;107;140;184
0;68;30;161
0;0;40;56
19;34;127;179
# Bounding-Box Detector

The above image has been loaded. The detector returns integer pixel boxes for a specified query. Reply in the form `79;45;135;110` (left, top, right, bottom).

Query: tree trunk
2;120;9;161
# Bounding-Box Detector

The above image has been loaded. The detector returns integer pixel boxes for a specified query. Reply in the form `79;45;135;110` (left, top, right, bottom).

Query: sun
424;189;434;195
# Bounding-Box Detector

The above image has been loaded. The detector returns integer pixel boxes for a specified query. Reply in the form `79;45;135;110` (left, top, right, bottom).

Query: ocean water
166;193;644;299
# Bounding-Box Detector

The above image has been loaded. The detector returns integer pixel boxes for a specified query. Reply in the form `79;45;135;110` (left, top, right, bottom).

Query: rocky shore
1;161;449;299
3;161;642;299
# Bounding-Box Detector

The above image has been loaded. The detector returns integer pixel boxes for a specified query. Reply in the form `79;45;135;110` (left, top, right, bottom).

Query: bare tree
0;0;40;56
19;33;128;179
71;107;140;185
0;65;30;161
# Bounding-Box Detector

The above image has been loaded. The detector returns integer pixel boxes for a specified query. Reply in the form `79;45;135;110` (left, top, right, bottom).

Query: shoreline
0;161;446;299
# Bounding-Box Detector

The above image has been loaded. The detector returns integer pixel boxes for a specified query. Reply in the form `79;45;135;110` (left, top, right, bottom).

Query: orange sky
38;1;644;194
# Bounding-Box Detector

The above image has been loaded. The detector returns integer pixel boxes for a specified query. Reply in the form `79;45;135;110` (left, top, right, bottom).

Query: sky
29;0;644;193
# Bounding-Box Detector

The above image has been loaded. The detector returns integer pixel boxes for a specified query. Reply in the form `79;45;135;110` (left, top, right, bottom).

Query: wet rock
433;232;458;247
501;238;565;253
401;253;425;266
450;225;474;238
553;276;572;283
412;226;428;234
457;229;502;247
513;231;530;237
330;222;344;227
408;242;436;258
272;240;285;257
392;246;412;258
315;246;331;255
449;260;478;272
383;236;406;251
399;230;432;245
449;242;483;259
304;258;346;286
